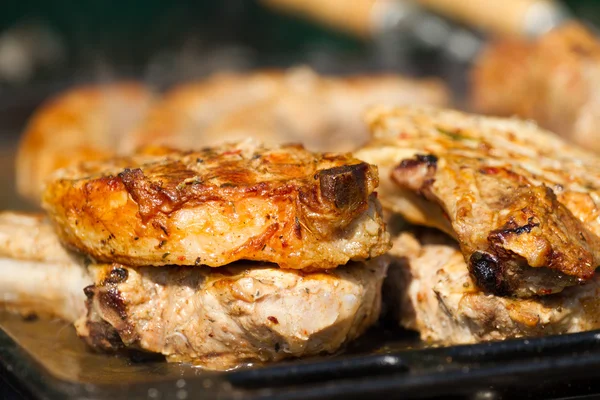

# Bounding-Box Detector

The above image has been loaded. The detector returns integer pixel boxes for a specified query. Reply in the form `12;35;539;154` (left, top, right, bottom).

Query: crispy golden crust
125;67;449;153
16;83;155;204
357;106;600;297
471;23;600;152
43;141;390;269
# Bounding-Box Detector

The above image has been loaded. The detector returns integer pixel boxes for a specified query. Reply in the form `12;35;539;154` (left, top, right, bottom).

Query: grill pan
2;311;600;400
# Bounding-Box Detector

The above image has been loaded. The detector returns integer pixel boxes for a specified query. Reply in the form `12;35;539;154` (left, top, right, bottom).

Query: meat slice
356;106;600;297
471;23;600;153
43;141;390;270
16;83;155;204
387;229;600;344
0;212;90;321
76;258;388;370
125;67;449;154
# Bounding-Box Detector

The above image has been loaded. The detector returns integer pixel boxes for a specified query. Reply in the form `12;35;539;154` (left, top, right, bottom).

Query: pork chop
16;83;154;204
43;141;390;269
472;23;600;153
76;257;388;370
0;212;90;321
356;106;600;297
125;67;449;154
387;229;600;344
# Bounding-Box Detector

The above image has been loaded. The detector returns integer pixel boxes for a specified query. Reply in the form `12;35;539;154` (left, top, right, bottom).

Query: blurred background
0;0;598;209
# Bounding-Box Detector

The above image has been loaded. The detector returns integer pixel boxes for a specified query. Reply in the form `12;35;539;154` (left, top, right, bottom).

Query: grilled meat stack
16;140;390;370
357;106;600;344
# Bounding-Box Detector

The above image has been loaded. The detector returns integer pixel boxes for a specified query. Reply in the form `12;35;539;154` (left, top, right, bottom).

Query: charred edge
500;221;540;236
293;217;302;239
83;285;96;299
98;287;128;321
469;251;509;296
104;267;129;284
491;217;540;240
83;320;127;352
392;154;438;193
398;154;438;169
318;163;369;209
117;168;144;187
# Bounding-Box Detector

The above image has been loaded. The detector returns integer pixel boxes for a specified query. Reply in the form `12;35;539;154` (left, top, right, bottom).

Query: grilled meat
356;106;600;297
126;67;449;154
387;229;600;344
76;258;388;370
43;141;390;269
472;23;600;152
0;212;90;321
16;83;154;204
16;69;447;207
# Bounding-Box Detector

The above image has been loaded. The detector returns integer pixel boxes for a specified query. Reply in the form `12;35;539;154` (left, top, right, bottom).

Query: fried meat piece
16;83;155;204
471;23;600;152
356;106;600;297
43;141;390;269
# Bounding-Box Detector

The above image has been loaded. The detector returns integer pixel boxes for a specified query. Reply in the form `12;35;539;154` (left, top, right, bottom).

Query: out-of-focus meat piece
472;23;600;152
356;106;600;297
0;212;90;321
76;257;388;370
16;83;155;204
43;141;390;269
387;229;600;344
126;67;449;153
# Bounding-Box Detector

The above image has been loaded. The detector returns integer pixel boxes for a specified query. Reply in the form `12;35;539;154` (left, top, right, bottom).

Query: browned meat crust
356;106;600;297
43;141;390;269
76;258;388;370
471;23;600;152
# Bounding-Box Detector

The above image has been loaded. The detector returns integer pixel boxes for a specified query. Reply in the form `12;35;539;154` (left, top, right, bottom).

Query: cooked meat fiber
356;106;600;297
0;212;90;321
126;67;449;154
43;141;390;269
16;83;154;204
472;23;600;153
388;230;600;344
77;258;388;370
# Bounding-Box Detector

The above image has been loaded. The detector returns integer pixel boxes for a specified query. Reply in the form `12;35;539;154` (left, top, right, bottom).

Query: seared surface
0;212;90;321
356;106;600;297
16;83;154;204
43;141;390;269
126;67;449;153
388;230;600;344
472;23;600;152
76;258;388;370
